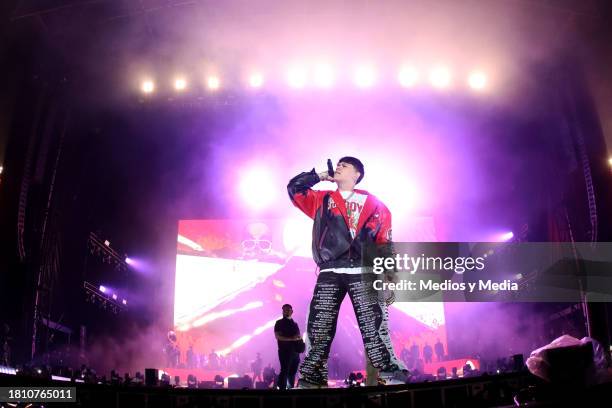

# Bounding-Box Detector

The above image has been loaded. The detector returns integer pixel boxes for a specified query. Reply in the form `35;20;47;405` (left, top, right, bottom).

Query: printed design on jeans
299;273;405;384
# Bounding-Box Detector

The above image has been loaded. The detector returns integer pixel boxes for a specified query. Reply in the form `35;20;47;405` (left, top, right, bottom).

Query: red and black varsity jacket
287;168;393;269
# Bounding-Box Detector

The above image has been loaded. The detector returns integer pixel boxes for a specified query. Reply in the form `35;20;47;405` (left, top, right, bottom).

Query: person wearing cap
287;157;408;388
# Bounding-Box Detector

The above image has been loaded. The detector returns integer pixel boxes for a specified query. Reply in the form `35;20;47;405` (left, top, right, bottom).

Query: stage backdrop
173;218;447;377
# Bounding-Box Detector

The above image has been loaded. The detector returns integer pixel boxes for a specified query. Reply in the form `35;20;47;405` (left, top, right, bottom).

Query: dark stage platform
3;371;611;408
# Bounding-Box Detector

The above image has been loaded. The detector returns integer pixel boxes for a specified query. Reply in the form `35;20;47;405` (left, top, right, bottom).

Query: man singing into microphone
287;157;408;388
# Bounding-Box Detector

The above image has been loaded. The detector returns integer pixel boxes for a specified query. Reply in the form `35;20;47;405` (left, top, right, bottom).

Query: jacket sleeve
376;203;393;244
287;168;323;219
376;203;398;297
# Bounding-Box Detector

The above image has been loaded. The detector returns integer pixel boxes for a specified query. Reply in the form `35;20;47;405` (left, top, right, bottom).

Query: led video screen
173;218;447;377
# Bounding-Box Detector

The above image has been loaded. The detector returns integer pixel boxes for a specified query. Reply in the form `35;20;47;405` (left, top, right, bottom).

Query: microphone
327;159;334;178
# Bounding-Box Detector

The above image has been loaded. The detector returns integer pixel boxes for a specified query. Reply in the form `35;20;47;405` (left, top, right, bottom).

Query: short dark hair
338;156;365;184
282;304;293;309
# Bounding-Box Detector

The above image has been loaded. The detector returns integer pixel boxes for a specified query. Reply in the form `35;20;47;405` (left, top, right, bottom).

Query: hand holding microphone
318;159;336;182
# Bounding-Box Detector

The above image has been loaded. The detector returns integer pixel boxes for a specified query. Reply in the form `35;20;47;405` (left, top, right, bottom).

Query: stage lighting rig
88;232;128;272
83;281;127;313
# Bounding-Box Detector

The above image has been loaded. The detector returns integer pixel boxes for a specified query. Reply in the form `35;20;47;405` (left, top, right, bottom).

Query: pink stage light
468;71;487;90
287;66;308;88
174;78;187;91
353;65;376;88
122;256;153;276
499;231;514;241
207;76;220;90
398;66;419;87
380;182;421;218
429;66;452;88
112;293;118;300
238;167;278;210
366;161;423;215
99;285;107;293
248;73;264;88
313;63;334;88
141;80;155;94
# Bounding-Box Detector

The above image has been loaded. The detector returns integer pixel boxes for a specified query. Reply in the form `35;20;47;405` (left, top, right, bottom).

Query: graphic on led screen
173;218;447;377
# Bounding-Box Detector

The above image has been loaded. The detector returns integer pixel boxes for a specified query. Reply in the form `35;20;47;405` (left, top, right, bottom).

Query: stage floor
162;357;480;387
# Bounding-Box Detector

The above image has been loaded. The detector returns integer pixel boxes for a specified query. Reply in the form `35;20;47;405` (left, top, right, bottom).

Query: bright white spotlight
398;66;419;87
104;240;110;247
141;80;155;94
112;293;118;300
429;66;452;88
499;231;514;241
468;71;487;90
122;299;127;305
287;66;308;88
99;285;106;293
207;76;220;90
607;157;612;167
239;167;278;210
353;65;376;88
248;73;264;88
174;78;187;91
125;256;132;264
313;63;334;88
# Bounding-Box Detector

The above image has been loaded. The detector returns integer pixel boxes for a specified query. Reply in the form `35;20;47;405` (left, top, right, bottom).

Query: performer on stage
287;157;408;388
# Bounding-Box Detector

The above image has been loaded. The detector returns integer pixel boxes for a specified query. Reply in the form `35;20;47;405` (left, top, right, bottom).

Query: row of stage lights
99;285;128;306
138;65;489;95
83;281;127;315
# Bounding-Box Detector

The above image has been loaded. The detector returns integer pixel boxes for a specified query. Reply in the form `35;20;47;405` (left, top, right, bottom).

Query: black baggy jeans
299;272;404;385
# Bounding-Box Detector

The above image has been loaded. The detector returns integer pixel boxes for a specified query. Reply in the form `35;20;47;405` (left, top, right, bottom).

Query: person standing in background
435;338;445;362
274;304;301;390
252;352;263;383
